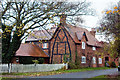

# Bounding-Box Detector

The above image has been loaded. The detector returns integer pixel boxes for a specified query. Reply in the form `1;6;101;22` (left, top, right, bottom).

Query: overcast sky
81;0;119;42
82;0;119;28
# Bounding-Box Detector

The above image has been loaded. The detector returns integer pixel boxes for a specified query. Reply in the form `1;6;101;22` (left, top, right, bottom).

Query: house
12;14;119;67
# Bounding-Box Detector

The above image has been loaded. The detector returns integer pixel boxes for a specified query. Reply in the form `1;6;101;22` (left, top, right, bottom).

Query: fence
0;63;68;73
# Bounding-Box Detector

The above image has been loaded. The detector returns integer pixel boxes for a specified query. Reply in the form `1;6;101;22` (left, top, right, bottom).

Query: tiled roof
65;24;102;47
15;43;49;57
25;24;102;47
26;30;52;41
76;31;84;40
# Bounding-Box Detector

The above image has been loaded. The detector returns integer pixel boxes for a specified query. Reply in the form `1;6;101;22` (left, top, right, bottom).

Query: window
81;56;86;63
82;42;85;49
16;57;19;63
92;57;96;64
99;58;102;64
92;47;96;50
43;43;47;49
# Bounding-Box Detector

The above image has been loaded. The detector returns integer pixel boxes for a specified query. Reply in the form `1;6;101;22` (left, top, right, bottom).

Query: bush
68;62;77;69
105;62;109;67
19;57;34;64
38;58;44;64
110;62;116;68
32;60;39;64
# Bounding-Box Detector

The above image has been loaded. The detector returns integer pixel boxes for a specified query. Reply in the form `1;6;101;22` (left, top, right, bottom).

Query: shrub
110;62;116;68
19;57;34;64
68;62;77;69
38;58;44;64
32;60;39;64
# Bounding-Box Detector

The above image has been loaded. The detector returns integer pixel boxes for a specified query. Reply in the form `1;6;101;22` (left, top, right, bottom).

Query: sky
82;0;119;28
81;0;119;42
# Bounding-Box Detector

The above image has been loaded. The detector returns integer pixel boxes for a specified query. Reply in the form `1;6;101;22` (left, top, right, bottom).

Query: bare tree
1;0;94;63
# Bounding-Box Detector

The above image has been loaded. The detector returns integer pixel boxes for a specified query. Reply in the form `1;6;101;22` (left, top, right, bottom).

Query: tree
1;0;94;63
98;1;120;58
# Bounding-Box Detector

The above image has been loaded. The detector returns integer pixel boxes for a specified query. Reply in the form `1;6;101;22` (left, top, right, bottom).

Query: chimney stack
90;28;96;37
60;13;67;25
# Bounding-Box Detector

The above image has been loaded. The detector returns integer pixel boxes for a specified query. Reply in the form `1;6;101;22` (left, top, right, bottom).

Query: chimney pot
60;13;67;25
91;28;95;31
90;28;96;37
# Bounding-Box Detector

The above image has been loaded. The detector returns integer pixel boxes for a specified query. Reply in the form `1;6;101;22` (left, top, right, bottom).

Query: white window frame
92;47;96;50
92;57;96;64
81;56;86;63
82;42;85;49
43;43;47;49
16;57;19;63
99;58;102;64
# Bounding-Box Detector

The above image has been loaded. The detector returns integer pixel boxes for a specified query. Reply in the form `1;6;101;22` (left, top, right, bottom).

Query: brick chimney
90;28;96;37
60;13;67;25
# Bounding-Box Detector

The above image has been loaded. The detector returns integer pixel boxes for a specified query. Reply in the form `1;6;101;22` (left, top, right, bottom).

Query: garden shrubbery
38;58;44;64
105;61;116;68
110;62;116;68
19;57;44;64
68;62;77;69
19;57;34;64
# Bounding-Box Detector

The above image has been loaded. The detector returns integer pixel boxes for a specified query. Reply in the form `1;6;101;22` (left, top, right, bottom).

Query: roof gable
76;31;88;41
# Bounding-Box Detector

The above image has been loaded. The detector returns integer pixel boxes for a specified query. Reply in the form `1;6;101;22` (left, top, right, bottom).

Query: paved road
30;68;118;78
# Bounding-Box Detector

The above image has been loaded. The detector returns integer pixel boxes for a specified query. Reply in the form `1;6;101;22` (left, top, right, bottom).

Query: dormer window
82;42;85;49
92;47;96;50
43;43;47;49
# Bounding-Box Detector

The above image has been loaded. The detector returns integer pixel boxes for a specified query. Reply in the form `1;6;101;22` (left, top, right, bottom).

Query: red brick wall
76;34;104;67
50;26;76;64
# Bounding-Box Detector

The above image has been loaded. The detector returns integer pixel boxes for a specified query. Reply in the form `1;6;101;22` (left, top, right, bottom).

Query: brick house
13;15;119;67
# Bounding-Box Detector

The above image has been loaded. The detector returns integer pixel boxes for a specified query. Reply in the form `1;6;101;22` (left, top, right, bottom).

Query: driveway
30;68;118;78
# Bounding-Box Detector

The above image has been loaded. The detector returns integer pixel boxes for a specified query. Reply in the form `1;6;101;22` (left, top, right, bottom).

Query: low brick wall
0;63;68;73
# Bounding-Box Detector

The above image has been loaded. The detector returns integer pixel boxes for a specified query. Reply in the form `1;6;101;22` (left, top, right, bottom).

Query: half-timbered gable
50;25;75;64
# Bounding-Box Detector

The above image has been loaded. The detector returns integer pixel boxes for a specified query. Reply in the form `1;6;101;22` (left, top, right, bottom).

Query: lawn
88;74;120;80
2;67;111;77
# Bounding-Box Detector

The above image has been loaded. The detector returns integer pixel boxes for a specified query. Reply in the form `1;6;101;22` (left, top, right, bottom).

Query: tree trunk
2;32;22;63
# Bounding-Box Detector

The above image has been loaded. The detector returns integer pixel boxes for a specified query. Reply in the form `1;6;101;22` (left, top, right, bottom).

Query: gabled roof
26;30;52;41
76;31;84;40
15;43;49;57
65;24;102;47
25;24;102;47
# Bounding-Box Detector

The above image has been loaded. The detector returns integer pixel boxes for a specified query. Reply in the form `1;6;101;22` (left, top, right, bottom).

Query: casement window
92;57;96;64
82;42;85;49
16;57;19;63
92;47;96;50
81;56;86;63
99;58;102;64
43;43;47;49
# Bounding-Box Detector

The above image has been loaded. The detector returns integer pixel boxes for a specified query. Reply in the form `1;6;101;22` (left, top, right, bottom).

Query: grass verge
2;67;111;77
88;74;120;80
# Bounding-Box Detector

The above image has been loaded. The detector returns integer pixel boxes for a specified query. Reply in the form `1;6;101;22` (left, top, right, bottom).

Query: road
30;68;118;78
